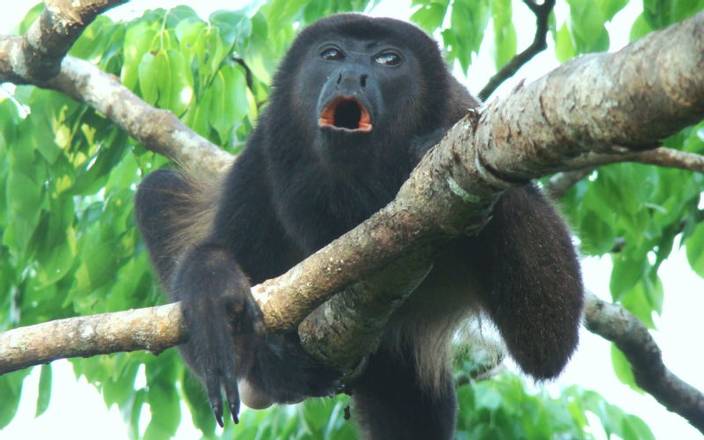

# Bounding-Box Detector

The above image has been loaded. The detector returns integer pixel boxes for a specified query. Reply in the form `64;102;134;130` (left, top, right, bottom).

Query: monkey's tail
135;164;225;287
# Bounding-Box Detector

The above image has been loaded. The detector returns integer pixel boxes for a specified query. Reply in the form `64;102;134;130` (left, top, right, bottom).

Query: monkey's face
291;33;425;160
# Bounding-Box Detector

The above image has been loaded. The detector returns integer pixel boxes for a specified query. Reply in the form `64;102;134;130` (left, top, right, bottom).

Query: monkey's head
267;14;453;170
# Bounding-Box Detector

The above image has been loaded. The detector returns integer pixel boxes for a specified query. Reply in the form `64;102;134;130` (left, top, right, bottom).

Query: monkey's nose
336;68;369;91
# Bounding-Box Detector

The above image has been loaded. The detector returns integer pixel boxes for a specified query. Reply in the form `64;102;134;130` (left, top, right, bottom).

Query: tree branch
0;1;234;174
0;304;184;373
0;0;126;83
584;293;704;432
478;0;555;101
49;57;235;172
546;147;704;198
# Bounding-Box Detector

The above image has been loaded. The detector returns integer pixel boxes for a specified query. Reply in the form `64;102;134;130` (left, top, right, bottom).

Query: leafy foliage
1;0;703;437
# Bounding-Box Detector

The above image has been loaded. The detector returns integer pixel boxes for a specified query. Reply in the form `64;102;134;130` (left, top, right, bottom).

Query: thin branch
584;293;704;432
566;146;704;172
545;168;593;199
546;147;704;198
49;57;234;173
233;56;254;91
478;0;555;101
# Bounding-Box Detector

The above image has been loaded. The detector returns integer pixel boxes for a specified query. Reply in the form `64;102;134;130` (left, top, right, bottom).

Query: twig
545;147;704;198
545;168;593;199
585;293;704;433
232;56;254;91
478;0;555;101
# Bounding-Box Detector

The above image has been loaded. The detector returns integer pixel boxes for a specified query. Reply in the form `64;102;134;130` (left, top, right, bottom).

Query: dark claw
224;369;241;424
207;374;225;427
211;399;224;428
230;401;240;424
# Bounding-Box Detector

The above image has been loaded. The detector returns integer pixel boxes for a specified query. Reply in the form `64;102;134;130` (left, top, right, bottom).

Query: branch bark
0;0;127;83
546;146;704;198
584;293;704;432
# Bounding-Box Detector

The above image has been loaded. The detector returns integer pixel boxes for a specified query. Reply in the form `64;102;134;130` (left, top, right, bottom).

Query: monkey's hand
172;243;263;427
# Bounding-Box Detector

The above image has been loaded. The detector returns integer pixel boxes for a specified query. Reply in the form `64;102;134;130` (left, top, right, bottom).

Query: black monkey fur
135;14;583;439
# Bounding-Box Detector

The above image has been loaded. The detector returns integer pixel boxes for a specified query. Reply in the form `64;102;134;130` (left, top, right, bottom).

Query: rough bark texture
0;304;184;373
0;0;127;82
297;252;434;371
477;14;704;181
585;293;704;432
546;146;704;198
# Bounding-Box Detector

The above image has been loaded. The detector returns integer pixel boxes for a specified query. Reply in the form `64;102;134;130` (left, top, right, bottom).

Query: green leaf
610;345;639;391
595;0;628;21
622;414;655;440
122;21;159;91
182;370;216;436
620;281;656;328
165;49;194;116
491;0;516;69
210;11;252;50
19;3;45;34
411;2;449;33
35;365;52;417
555;23;577;63
0;369;31;428
686;222;704;277
144;355;181;440
566;0;610;53
138;52;160;105
629;14;653;41
609;254;645;299
579;211;616;255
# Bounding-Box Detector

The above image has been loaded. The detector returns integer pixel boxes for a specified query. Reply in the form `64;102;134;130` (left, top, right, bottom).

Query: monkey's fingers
225;372;240;423
206;372;225;427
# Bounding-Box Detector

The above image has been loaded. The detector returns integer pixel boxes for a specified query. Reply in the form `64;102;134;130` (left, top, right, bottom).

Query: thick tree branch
0;304;184;373
584;293;704;432
0;0;126;83
0;1;234;173
478;0;555;101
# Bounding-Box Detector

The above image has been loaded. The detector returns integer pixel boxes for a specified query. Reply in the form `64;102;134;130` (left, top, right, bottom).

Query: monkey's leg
352;348;456;440
474;184;584;378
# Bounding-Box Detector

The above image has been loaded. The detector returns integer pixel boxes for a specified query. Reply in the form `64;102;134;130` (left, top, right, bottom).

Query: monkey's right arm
136;160;338;426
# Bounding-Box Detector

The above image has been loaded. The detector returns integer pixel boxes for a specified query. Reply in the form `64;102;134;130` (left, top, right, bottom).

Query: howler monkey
135;14;583;440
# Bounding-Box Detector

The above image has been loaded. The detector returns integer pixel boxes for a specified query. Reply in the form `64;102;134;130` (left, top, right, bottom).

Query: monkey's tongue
319;97;372;132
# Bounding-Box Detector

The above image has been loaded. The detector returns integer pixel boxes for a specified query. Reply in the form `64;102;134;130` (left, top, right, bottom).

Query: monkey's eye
374;51;402;66
320;47;345;61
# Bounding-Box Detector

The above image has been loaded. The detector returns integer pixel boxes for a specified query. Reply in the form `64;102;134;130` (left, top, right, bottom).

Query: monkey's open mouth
318;97;373;133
